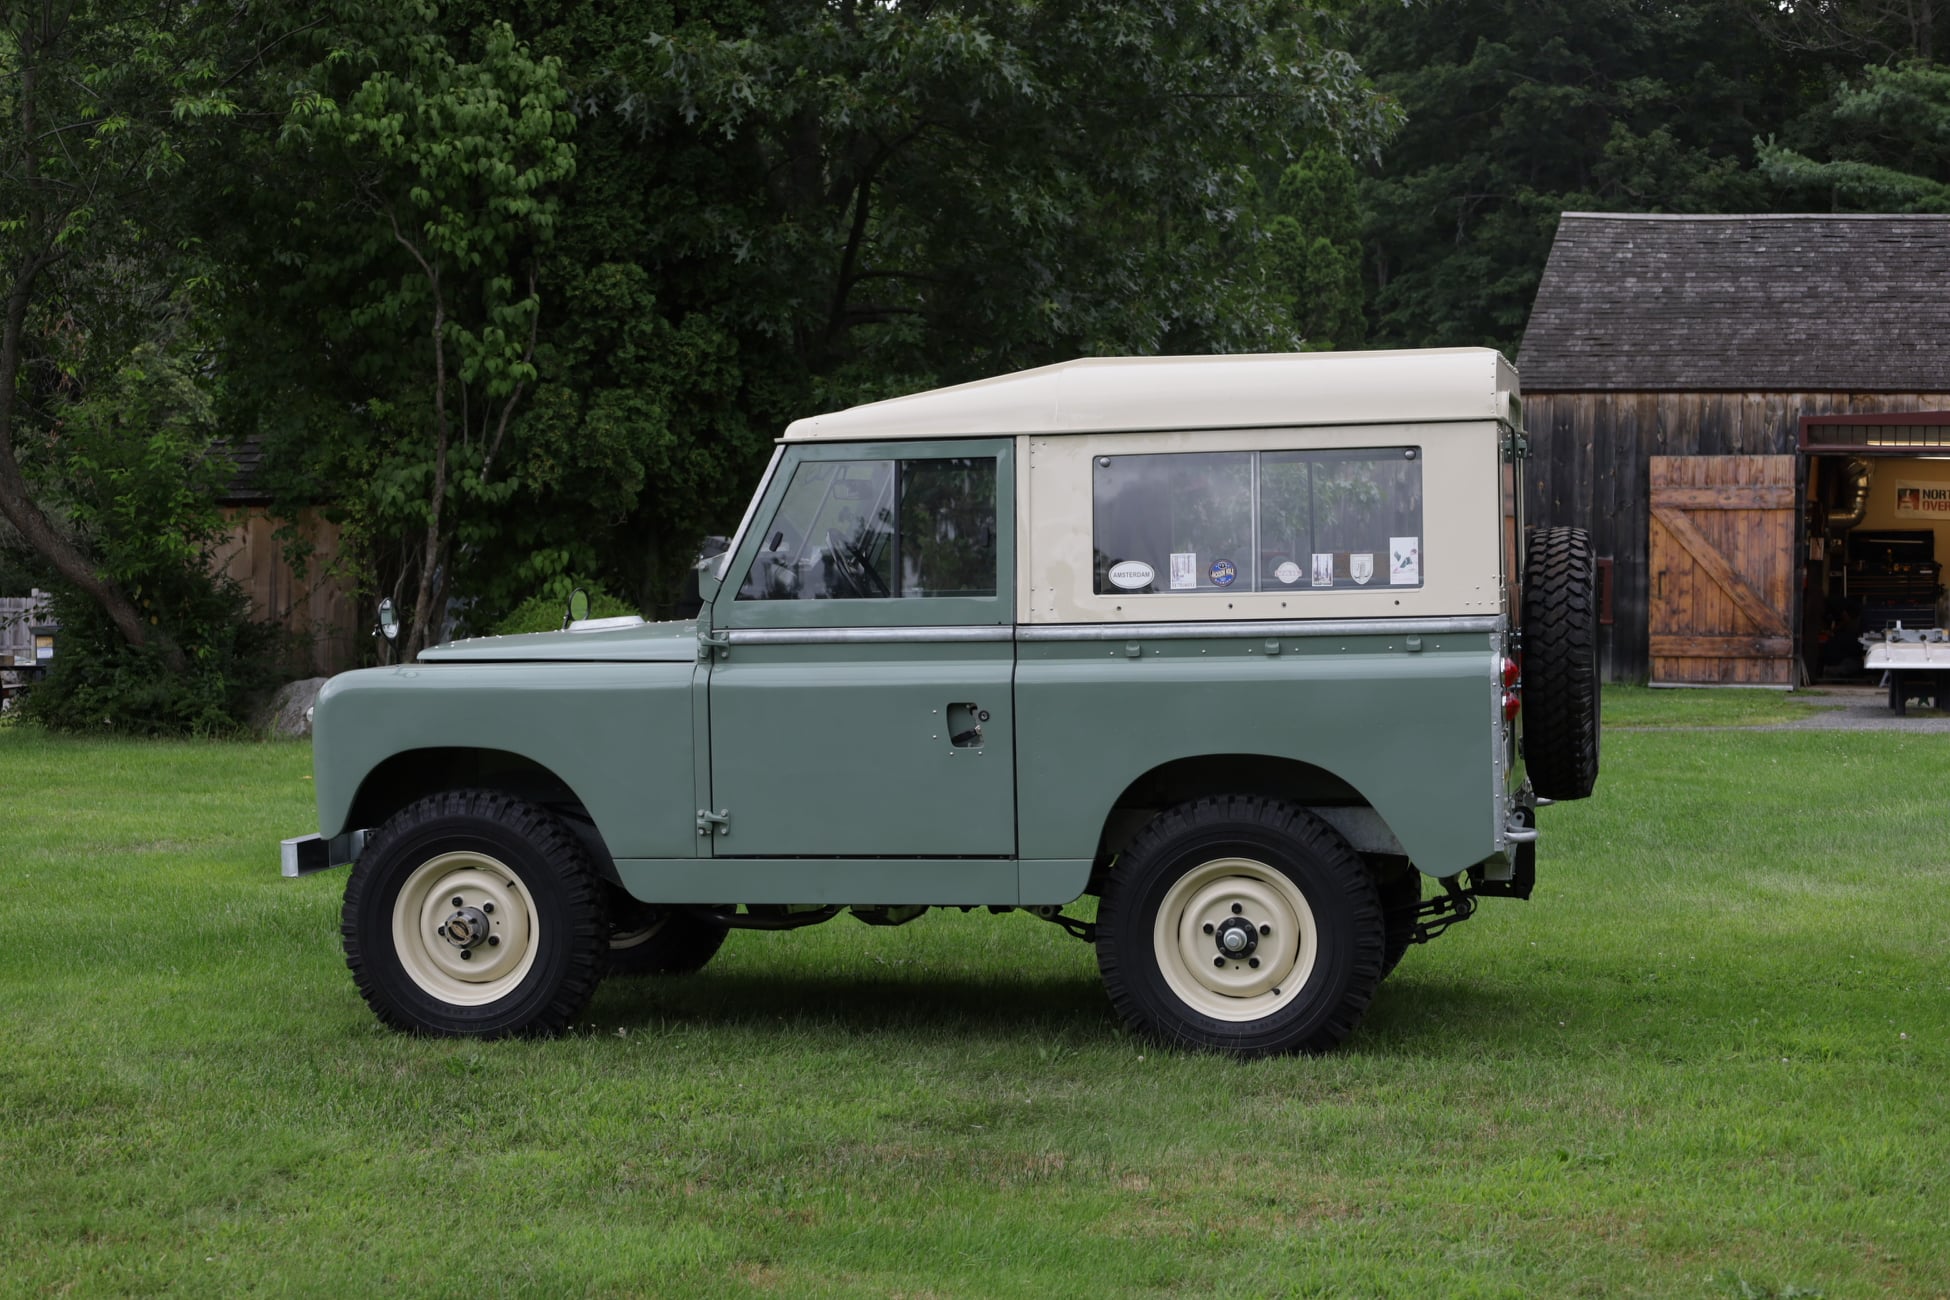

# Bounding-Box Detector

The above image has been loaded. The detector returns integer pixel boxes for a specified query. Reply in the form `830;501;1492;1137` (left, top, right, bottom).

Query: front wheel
342;790;608;1037
1095;796;1384;1057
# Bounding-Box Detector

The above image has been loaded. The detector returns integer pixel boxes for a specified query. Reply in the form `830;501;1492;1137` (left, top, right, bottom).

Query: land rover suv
283;348;1599;1057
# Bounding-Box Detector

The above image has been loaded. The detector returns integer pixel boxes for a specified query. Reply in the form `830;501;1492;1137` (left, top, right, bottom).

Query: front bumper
279;829;367;878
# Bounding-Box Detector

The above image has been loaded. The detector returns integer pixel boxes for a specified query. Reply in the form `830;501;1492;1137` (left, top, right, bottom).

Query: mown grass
1601;683;1837;729
1;714;1945;1298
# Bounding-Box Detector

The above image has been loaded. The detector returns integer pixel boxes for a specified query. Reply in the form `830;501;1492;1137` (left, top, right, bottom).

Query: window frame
713;438;1015;630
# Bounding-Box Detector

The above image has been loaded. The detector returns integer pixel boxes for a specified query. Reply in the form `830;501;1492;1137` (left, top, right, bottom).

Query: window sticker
1274;559;1302;586
1310;553;1334;588
1389;537;1420;585
1108;559;1155;590
1209;558;1238;587
1170;552;1198;590
1349;553;1374;585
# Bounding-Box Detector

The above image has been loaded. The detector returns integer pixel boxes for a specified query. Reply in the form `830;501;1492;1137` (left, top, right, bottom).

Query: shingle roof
1517;213;1950;392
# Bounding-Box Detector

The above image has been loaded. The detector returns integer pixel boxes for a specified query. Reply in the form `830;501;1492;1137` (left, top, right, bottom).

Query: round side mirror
377;597;399;642
564;587;590;629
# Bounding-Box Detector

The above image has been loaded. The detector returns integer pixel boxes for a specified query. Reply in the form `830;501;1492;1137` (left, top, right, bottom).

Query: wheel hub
1214;916;1259;958
440;905;493;950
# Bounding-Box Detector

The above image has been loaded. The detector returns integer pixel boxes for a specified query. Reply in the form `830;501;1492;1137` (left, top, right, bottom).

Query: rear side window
739;457;997;601
1093;448;1423;594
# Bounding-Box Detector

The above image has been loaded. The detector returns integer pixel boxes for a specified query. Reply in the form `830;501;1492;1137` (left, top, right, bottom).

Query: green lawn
1;718;1944;1298
1601;683;1837;729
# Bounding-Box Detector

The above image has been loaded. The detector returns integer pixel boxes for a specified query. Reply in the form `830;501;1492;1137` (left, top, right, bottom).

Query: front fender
312;661;699;859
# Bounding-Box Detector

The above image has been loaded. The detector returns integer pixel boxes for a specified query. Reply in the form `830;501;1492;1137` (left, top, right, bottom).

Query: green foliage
491;583;636;636
225;0;1400;630
0;2;286;733
18;576;281;736
1264;149;1368;349
260;6;577;655
1759;61;1950;210
1349;0;1819;351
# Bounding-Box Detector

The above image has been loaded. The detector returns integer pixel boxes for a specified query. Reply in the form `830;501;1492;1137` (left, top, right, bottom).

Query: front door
1648;454;1797;685
705;439;1016;858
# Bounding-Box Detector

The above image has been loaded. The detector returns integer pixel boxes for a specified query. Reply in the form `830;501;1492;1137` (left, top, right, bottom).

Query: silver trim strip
1017;616;1501;642
726;625;1014;646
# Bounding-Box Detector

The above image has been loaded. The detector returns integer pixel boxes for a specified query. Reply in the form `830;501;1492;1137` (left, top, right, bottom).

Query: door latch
696;808;730;836
696;628;730;660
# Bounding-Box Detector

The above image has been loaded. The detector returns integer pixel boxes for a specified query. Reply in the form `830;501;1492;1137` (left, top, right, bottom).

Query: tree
1348;0;1825;352
274;11;575;659
0;1;231;669
224;1;1402;630
1265;148;1368;350
1758;60;1950;210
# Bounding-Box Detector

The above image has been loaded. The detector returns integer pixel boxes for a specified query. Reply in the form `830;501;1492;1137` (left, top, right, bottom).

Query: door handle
946;702;988;748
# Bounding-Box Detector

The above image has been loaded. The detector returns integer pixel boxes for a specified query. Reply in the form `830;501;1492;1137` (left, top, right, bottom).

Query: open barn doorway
1801;414;1950;687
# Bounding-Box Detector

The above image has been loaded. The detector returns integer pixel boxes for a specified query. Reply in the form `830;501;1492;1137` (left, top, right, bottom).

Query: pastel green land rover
283;348;1598;1057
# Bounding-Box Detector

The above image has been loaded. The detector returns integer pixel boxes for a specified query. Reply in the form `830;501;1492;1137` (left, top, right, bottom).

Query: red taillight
1500;656;1522;721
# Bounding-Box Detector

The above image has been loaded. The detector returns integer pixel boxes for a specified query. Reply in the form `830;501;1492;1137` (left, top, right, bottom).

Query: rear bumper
279;830;367;878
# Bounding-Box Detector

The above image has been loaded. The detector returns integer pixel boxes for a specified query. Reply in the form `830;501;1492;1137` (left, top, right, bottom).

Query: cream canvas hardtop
782;347;1520;442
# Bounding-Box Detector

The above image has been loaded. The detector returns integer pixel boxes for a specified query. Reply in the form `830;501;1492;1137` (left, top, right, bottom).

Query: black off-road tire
1522;526;1600;801
342;790;608;1037
1376;865;1422;979
606;889;729;976
1095;796;1384;1057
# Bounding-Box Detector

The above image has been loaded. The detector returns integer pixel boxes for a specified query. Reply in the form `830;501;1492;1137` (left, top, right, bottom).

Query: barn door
1648;455;1797;686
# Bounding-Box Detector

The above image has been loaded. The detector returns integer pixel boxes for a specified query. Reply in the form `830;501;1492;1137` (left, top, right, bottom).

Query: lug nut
1203;923;1214;934
1259;924;1271;936
483;903;494;915
437;925;447;937
488;936;500;947
1249;958;1260;969
452;896;464;907
1231;903;1243;915
459;949;473;960
1213;956;1226;968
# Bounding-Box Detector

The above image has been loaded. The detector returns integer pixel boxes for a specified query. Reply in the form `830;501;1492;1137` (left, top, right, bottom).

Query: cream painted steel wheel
391;851;539;1005
1095;795;1384;1057
1152;856;1318;1022
342;790;608;1038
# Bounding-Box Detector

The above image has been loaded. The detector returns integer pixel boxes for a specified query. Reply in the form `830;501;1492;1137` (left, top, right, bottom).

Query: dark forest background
4;0;1944;729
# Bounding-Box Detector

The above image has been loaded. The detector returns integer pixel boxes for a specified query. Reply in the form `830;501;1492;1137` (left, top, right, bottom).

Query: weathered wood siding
1525;390;1950;682
212;506;358;675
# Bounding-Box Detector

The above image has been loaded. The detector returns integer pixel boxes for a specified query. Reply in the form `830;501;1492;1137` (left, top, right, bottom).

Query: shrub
491;583;637;636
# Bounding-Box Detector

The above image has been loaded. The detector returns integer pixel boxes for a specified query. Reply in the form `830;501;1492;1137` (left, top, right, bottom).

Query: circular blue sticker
1209;558;1238;587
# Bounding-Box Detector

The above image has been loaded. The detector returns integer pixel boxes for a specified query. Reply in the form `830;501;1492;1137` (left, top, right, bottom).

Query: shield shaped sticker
1349;553;1374;585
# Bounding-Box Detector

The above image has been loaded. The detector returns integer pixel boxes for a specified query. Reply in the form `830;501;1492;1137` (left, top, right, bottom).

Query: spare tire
1521;526;1600;800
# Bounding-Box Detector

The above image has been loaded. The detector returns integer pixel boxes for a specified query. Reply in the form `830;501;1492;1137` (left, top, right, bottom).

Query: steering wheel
825;528;889;598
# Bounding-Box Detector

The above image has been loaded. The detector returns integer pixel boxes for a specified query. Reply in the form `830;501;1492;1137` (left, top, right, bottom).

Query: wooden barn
212;440;360;675
1517;212;1950;685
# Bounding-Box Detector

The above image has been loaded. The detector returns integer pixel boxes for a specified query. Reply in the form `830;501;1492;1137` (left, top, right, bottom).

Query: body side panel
312;662;697;856
1013;630;1500;874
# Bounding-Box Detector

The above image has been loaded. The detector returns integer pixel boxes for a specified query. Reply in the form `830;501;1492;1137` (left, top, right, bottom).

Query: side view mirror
377;597;399;642
564;588;590;629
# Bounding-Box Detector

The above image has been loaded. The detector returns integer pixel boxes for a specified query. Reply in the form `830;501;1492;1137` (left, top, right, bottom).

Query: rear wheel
1523;526;1600;800
342;790;607;1037
1377;866;1422;978
1096;796;1384;1057
606;890;729;976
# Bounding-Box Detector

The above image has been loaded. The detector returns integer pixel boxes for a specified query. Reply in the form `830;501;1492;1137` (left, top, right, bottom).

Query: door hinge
1502;428;1530;463
696;808;730;837
696;628;729;660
